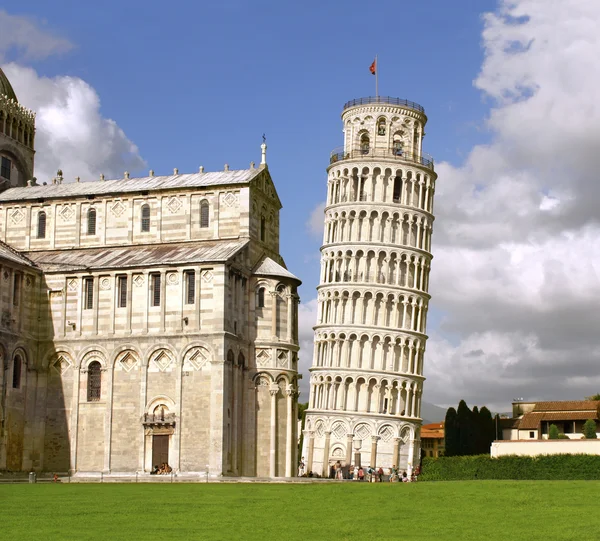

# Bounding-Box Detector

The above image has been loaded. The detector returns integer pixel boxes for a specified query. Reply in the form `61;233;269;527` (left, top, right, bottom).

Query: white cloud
297;297;318;400
425;0;600;410
306;201;325;238
0;10;73;62
4;63;145;183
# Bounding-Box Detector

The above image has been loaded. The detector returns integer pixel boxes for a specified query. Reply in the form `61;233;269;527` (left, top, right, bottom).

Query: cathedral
0;67;301;477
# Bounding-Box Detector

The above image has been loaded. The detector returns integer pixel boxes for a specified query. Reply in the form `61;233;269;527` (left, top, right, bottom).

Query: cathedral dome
0;67;17;102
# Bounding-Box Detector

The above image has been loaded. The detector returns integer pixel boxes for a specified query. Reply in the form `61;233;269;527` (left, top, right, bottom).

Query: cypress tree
444;407;458;457
457;400;473;456
479;407;495;454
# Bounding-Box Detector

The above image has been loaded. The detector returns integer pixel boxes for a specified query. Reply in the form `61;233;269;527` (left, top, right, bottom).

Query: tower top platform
343;96;425;115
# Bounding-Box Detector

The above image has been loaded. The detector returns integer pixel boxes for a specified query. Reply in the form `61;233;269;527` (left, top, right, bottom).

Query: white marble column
269;384;278;477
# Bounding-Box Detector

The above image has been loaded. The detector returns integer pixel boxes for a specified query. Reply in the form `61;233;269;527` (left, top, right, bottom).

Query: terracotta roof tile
532;400;600;412
518;411;598;430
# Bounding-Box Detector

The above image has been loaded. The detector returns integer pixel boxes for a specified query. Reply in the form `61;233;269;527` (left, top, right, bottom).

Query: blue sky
6;0;599;410
2;0;494;300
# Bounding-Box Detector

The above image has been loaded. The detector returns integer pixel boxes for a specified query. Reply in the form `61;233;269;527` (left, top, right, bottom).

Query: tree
585;394;600;400
457;400;474;456
493;413;503;441
479;407;495;453
548;424;560;440
444;407;459;457
583;419;598;439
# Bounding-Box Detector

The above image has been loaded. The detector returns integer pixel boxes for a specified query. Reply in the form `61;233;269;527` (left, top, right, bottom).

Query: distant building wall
491;439;600;457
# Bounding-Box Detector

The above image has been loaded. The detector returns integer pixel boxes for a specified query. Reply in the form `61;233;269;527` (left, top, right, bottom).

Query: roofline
0;168;266;204
24;239;250;274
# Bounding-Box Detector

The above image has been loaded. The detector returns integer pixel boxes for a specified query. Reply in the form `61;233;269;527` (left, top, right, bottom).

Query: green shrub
548;424;560;439
583;419;597;439
420;454;600;481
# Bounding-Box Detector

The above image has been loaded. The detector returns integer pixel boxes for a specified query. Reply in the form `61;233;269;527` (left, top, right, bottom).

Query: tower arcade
302;96;437;476
0;67;35;188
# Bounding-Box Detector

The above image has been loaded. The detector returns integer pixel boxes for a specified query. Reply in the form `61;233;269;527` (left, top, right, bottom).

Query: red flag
369;59;376;75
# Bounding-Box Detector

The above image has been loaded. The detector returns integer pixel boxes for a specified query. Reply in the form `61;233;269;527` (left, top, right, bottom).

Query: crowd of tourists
298;457;420;482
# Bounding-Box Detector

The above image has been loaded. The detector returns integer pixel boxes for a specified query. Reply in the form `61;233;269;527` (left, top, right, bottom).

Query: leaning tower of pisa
302;96;436;477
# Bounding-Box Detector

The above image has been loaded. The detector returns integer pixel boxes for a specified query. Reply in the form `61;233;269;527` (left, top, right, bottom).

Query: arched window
238;352;245;367
360;134;370;155
87;208;96;235
393;139;404;156
200;201;209;228
87;361;101;402
377;118;386;135
257;287;265;308
141;204;150;232
37;211;46;239
227;350;235;364
393;177;403;202
12;354;22;389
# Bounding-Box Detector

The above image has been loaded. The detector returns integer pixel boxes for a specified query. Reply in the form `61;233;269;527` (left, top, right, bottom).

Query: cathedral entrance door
152;435;169;467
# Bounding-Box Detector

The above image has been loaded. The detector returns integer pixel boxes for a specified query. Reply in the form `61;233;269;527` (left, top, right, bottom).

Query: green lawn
2;481;599;540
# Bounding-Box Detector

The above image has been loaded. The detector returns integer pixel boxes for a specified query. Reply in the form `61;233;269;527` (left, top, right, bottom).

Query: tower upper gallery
330;96;433;173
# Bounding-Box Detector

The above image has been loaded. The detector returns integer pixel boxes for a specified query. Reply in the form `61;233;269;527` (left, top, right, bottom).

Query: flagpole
375;54;379;98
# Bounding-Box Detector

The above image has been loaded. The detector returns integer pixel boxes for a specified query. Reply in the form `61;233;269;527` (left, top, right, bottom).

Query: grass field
2;481;599;540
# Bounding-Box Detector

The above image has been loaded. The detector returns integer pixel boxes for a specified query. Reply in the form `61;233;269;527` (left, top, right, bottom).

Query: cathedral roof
0;239;38;269
253;256;301;282
0;67;18;102
0;169;264;202
25;239;249;272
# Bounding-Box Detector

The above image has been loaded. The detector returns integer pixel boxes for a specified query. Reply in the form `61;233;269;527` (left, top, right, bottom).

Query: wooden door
152;435;169;467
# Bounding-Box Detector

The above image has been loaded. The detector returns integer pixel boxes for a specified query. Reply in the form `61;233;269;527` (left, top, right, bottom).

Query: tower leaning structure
302;97;436;476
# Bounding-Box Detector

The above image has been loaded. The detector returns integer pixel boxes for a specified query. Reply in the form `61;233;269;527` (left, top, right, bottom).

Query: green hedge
420;454;600;481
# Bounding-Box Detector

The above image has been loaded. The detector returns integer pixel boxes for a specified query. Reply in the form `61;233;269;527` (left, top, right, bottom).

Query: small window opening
37;211;47;239
13;273;21;307
87;361;101;402
260;216;266;242
1;156;11;180
12;354;22;389
200;201;209;228
141;204;150;232
257;287;265;308
117;275;127;308
185;270;195;304
393;139;403;156
393;177;402;202
151;273;161;307
84;277;94;310
87;208;97;235
377;119;386;136
360;134;370;154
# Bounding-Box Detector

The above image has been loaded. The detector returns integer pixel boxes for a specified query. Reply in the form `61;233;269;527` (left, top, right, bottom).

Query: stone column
407;437;415;477
392;437;401;469
103;365;114;472
70;367;81;472
370;435;379;469
286;294;293;342
346;433;354;466
231;365;239;475
285;386;294;477
208;360;224;476
305;430;315;474
322;431;332;477
269;384;278;477
270;292;277;338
